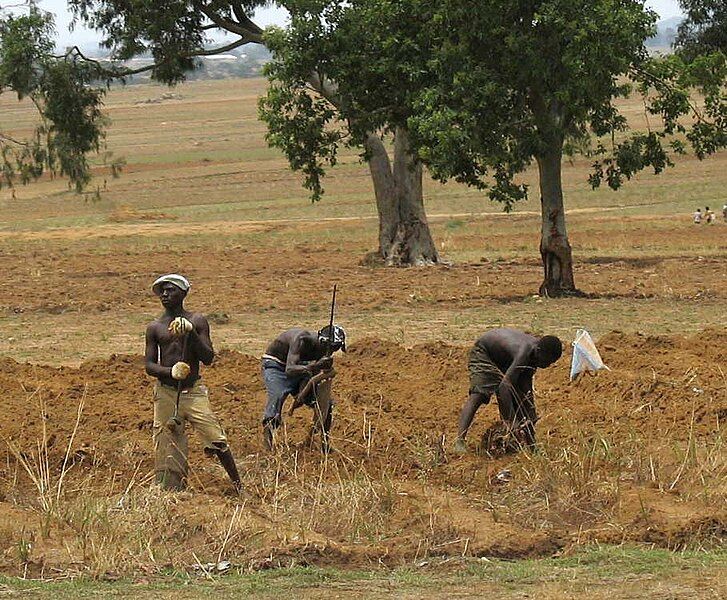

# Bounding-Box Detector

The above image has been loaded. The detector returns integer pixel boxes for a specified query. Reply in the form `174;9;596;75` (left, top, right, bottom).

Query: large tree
69;0;440;264
259;2;440;265
405;0;725;295
0;3;112;195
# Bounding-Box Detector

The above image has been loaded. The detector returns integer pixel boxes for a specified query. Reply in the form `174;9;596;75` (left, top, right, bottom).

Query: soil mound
0;329;724;574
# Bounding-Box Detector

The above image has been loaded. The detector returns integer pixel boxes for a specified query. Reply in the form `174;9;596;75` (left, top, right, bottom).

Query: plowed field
0;78;725;579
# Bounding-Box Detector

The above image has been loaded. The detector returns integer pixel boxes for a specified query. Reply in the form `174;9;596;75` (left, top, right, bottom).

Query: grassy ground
1;546;725;599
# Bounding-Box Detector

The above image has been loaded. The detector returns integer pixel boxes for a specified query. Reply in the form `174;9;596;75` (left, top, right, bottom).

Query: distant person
145;274;241;493
454;328;563;454
705;206;715;224
693;208;702;224
261;325;346;451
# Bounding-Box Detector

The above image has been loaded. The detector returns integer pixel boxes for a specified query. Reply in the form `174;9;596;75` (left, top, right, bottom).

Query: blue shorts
261;358;310;428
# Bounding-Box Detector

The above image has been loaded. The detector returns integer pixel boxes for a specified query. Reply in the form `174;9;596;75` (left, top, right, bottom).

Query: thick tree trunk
386;127;439;266
363;128;439;266
308;74;436;266
364;133;399;258
536;143;577;296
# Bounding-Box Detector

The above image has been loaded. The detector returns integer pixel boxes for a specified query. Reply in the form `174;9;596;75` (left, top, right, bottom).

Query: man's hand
315;356;334;372
169;317;194;337
171;361;191;380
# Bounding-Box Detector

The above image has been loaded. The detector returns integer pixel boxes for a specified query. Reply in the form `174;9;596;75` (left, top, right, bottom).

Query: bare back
475;328;539;392
265;328;326;372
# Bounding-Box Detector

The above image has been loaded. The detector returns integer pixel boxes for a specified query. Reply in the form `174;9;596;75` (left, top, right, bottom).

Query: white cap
152;274;191;295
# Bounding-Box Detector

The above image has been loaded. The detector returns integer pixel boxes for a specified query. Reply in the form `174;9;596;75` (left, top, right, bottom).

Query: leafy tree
4;1;279;197
259;2;440;265
70;0;440;264
0;3;114;195
68;0;269;82
405;0;725;295
676;0;727;58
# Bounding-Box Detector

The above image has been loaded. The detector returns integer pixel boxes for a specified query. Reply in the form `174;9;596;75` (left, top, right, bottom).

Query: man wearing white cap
145;274;241;492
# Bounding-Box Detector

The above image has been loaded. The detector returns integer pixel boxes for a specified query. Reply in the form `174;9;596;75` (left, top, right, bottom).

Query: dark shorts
468;345;502;398
261;358;310;428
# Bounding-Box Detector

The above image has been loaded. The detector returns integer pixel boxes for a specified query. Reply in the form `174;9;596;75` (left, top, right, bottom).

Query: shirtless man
454;328;562;454
145;274;241;492
261;325;346;451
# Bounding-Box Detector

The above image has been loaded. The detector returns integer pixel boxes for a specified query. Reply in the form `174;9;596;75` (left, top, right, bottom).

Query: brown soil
0;222;724;317
0;329;724;575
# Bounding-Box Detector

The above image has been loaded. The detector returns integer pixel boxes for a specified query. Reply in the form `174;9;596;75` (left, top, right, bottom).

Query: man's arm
190;315;215;365
285;335;314;377
285;334;331;377
145;323;172;379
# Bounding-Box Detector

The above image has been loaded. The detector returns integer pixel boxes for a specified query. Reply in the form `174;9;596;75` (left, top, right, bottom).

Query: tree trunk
364;133;399;258
536;143;577;296
308;74;437;266
386;127;439;266
363;128;439;266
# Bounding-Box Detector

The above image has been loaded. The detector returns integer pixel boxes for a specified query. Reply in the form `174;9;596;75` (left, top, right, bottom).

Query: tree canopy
68;0;269;83
0;3;112;194
2;1;274;195
676;0;727;59
260;0;726;289
259;1;438;199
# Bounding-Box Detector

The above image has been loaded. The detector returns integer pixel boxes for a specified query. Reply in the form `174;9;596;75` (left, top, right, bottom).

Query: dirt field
0;78;725;587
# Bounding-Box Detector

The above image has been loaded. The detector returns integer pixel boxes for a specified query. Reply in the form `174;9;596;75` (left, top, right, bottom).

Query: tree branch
194;38;249;56
231;1;264;35
629;63;709;124
55;38;251;78
0;132;29;146
199;6;263;43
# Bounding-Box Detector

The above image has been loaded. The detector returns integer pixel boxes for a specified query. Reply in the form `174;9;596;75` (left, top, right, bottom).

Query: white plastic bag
570;329;609;381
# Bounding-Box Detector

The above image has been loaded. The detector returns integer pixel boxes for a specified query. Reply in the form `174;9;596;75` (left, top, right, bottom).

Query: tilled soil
0;329;724;574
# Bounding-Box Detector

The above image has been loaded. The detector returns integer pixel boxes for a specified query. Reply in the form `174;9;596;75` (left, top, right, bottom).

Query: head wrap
152;274;191;296
318;325;347;352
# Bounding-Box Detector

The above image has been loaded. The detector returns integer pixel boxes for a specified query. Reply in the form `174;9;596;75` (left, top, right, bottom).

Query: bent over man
454;328;562;454
261;325;346;451
145;274;241;492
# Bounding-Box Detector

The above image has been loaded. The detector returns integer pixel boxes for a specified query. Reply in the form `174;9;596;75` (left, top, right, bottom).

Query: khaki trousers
153;381;228;472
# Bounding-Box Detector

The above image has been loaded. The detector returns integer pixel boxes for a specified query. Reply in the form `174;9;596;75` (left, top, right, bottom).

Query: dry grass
1;385;724;577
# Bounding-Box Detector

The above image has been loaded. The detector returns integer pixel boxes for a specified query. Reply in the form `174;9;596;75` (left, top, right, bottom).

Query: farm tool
166;332;189;433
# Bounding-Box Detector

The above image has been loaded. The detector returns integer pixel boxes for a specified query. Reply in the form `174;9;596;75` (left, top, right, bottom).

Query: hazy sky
38;0;684;46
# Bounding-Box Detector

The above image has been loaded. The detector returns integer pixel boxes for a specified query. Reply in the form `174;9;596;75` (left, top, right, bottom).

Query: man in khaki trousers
145;273;241;492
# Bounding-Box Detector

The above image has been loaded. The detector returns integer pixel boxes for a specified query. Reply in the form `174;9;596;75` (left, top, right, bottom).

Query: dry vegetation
0;78;725;594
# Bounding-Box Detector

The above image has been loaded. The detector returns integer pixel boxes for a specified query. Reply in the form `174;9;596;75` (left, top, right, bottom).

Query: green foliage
259;17;346;201
591;50;727;190
262;1;725;211
260;66;341;201
676;0;727;59
408;0;663;203
69;0;270;84
259;0;439;201
0;4;114;194
2;1;276;196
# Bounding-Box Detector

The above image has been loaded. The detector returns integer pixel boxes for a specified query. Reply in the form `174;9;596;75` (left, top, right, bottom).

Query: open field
0;78;725;595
